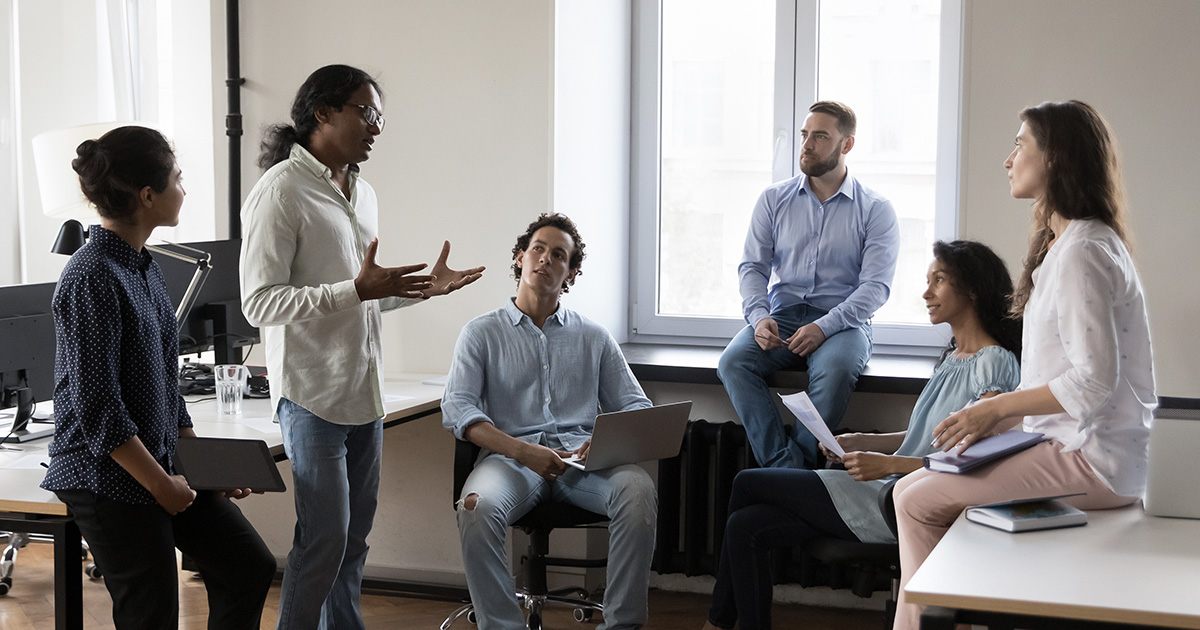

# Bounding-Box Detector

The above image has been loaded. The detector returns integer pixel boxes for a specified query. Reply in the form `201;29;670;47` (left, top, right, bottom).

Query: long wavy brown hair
1010;100;1129;316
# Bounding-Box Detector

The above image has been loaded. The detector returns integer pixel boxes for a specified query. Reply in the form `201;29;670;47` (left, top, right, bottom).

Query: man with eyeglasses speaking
240;64;485;629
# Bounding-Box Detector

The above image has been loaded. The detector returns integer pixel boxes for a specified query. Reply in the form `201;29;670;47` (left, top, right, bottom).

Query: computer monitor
0;282;57;436
158;238;259;365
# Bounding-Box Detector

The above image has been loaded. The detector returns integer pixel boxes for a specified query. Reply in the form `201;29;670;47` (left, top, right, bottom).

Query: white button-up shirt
1022;219;1156;497
240;144;414;425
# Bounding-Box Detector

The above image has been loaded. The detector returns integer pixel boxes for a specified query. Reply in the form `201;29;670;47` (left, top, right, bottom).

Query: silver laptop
1144;406;1200;519
561;401;692;472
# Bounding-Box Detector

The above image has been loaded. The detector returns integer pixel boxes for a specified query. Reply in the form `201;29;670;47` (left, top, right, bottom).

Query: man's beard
799;150;840;178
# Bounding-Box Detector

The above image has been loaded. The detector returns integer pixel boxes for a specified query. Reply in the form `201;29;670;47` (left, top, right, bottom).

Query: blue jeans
275;398;383;630
457;453;658;630
707;469;858;630
718;303;871;468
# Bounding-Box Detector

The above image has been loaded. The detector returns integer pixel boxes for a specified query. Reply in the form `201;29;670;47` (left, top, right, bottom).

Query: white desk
904;504;1200;629
0;374;445;629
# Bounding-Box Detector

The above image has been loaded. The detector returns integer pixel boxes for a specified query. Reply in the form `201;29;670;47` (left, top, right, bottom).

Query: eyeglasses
346;103;386;132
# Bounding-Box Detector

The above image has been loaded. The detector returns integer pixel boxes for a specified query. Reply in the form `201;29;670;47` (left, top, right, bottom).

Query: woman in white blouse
890;100;1155;630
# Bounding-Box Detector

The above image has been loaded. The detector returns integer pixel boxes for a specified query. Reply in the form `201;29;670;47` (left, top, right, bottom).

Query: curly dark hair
257;64;382;172
510;213;586;294
932;240;1022;364
72;126;175;221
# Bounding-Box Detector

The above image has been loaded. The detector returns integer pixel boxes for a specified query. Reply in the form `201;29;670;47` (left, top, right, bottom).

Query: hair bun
72;138;111;180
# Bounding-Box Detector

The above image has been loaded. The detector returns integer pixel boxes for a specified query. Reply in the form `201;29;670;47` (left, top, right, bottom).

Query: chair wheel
528;610;542;630
0;577;10;596
573;607;594;622
85;564;103;579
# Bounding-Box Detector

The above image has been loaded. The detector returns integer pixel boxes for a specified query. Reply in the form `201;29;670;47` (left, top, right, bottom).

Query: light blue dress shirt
442;299;652;452
738;171;900;336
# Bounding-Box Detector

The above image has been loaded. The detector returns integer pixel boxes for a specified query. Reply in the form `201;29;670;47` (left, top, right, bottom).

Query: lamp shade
32;121;148;219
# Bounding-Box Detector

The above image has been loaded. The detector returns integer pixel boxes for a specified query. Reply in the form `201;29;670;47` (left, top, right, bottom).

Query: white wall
958;0;1200;397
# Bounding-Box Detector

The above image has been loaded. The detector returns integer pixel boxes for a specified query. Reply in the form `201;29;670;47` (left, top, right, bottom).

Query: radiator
653;419;757;577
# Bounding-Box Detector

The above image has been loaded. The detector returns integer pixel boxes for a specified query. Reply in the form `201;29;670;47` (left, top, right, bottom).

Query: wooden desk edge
0;499;69;516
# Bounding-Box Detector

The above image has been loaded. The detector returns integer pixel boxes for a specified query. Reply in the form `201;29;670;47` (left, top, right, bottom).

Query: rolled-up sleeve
597;333;652;414
1047;241;1121;422
240;184;362;327
441;322;493;440
54;276;139;457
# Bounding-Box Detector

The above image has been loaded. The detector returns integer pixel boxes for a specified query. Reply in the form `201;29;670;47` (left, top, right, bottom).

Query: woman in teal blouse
702;240;1022;630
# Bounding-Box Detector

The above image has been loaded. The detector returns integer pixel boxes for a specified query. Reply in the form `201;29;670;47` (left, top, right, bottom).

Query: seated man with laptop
443;213;671;630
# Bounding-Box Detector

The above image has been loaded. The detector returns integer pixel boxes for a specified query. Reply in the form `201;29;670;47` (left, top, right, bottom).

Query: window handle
772;129;790;182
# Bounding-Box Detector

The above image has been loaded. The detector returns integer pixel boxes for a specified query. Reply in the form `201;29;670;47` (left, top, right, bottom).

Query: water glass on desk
215;364;248;415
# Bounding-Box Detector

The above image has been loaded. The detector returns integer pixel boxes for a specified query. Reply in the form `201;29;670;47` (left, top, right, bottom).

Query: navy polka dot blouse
40;226;192;505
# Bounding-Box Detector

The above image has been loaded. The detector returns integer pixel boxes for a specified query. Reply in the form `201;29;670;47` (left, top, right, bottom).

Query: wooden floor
0;541;886;629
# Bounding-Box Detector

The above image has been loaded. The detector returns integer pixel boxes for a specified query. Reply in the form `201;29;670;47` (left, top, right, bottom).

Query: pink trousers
891;440;1137;630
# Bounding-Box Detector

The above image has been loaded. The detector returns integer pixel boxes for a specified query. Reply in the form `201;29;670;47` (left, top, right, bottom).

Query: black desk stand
0;512;82;630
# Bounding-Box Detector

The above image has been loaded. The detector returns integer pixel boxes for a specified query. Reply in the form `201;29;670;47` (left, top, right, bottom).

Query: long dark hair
257;64;382;171
72;125;175;221
1011;100;1128;315
933;240;1022;364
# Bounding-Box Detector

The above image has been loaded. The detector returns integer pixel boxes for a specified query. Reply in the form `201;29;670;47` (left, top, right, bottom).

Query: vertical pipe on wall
225;0;243;238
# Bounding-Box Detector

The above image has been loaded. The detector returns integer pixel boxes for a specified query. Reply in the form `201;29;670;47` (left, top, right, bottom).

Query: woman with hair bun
41;125;274;629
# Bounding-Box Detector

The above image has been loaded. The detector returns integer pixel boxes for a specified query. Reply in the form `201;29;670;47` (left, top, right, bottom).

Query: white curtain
95;0;140;121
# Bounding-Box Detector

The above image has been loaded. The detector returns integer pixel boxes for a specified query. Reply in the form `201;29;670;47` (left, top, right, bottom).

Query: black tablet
172;437;287;493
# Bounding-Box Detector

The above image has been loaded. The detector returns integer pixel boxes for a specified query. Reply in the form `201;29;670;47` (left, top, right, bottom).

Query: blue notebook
924;430;1046;473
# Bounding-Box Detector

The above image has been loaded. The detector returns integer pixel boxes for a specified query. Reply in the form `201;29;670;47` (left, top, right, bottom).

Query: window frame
630;0;964;355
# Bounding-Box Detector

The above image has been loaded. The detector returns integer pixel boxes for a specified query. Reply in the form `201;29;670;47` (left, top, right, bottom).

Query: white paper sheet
779;391;845;458
236;415;281;434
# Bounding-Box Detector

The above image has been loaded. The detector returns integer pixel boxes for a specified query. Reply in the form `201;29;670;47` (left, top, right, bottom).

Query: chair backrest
452;439;483;510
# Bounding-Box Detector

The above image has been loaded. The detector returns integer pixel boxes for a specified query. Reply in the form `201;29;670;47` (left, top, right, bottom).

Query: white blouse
1021;219;1156;497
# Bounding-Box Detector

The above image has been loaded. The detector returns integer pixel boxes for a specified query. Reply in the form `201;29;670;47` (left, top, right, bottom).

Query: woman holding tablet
41;126;274;629
891;101;1155;630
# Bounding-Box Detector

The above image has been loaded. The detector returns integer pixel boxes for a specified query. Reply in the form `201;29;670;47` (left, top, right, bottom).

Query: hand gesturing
421;241;486;298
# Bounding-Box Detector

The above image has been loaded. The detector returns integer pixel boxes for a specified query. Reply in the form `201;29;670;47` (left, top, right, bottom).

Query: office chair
800;477;901;629
441;440;607;630
0;531;101;595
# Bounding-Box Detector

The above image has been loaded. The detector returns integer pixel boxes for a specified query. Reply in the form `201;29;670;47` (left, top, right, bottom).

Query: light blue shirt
442;299;652;452
738;171;900;336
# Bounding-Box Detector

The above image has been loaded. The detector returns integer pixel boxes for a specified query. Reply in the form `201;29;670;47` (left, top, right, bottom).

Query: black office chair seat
799;477;901;628
441;440;608;630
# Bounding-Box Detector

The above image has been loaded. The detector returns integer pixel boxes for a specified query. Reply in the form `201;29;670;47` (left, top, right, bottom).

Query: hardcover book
966;496;1087;533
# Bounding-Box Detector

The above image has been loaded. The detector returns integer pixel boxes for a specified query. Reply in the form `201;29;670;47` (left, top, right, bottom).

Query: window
631;0;962;351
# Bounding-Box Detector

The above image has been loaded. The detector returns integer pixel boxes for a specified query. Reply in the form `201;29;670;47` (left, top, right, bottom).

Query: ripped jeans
457;453;658;630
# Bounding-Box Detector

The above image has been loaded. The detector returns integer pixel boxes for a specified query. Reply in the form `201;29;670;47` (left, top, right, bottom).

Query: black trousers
708;468;860;630
55;488;276;630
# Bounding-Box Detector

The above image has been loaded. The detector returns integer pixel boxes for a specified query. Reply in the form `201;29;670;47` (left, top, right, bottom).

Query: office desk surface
904;504;1200;629
0;374;445;517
